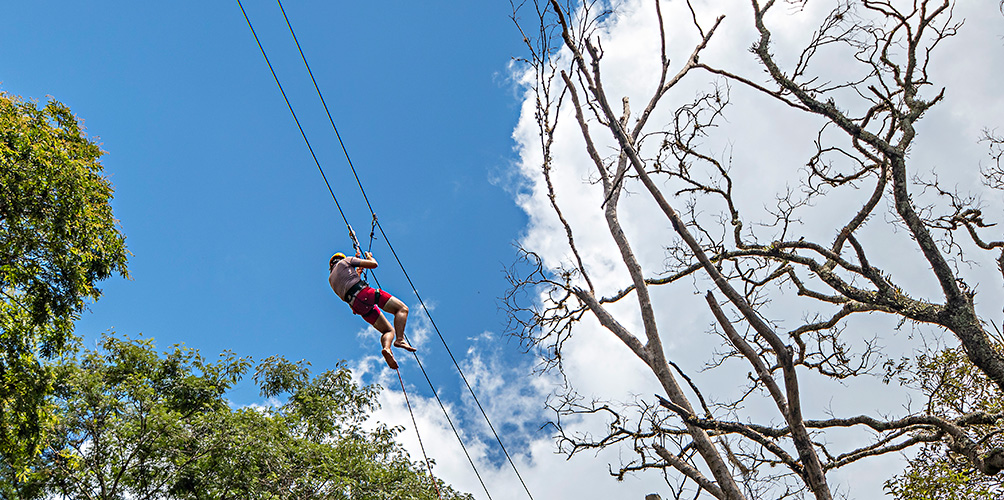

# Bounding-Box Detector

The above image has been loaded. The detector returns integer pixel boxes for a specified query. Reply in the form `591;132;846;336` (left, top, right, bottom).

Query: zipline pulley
347;224;361;256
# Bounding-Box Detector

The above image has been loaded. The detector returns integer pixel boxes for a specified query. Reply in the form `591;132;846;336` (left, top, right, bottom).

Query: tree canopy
0;90;469;499
0;92;128;474
885;347;1004;499
6;334;469;500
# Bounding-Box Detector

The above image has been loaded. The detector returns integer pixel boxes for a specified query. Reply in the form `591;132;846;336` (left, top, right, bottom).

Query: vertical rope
236;0;353;243
373;219;536;500
398;370;443;500
276;0;378;217
272;4;535;495
241;3;535;498
407;349;494;500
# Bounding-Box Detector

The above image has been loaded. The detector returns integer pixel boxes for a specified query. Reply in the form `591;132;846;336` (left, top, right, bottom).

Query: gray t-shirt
329;257;365;299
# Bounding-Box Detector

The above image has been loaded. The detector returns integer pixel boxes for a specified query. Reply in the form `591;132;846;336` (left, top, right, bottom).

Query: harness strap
342;280;368;303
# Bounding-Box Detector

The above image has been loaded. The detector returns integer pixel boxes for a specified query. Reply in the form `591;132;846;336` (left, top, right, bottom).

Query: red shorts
350;287;392;325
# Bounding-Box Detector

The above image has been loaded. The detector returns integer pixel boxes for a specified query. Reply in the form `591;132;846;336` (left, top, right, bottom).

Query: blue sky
7;2;1004;499
2;1;530;405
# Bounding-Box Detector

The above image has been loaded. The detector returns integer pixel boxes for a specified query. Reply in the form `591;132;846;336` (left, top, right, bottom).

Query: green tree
34;335;248;500
177;356;469;499
0;92;128;475
15;335;468;500
884;348;1004;499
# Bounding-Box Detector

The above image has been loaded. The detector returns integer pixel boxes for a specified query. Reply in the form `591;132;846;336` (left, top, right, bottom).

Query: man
329;251;416;369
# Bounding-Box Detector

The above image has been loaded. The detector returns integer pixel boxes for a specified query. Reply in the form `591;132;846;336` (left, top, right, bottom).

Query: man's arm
352;251;378;269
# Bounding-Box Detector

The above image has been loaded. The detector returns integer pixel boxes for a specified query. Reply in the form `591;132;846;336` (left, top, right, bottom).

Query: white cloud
239;396;283;414
362;2;1004;499
363;334;674;500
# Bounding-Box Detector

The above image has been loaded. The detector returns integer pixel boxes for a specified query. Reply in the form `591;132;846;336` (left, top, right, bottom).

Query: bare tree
507;1;1004;498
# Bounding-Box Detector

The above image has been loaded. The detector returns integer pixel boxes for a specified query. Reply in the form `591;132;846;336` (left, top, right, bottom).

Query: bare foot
393;340;417;352
381;349;399;370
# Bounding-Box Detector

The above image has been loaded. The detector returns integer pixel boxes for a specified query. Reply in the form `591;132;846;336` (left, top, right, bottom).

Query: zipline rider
329;251;417;369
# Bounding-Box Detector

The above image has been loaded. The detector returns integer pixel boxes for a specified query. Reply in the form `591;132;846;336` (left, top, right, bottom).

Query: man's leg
370;314;398;369
379;295;415;352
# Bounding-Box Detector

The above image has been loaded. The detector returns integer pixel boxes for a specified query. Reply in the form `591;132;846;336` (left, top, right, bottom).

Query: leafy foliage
18;335;248;499
5;334;469;500
0;91;128;474
178;359;463;499
884;349;1004;499
885;446;998;500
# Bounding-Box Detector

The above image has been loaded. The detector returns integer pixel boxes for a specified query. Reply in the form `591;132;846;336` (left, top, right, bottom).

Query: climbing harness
238;2;536;499
341;279;368;304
